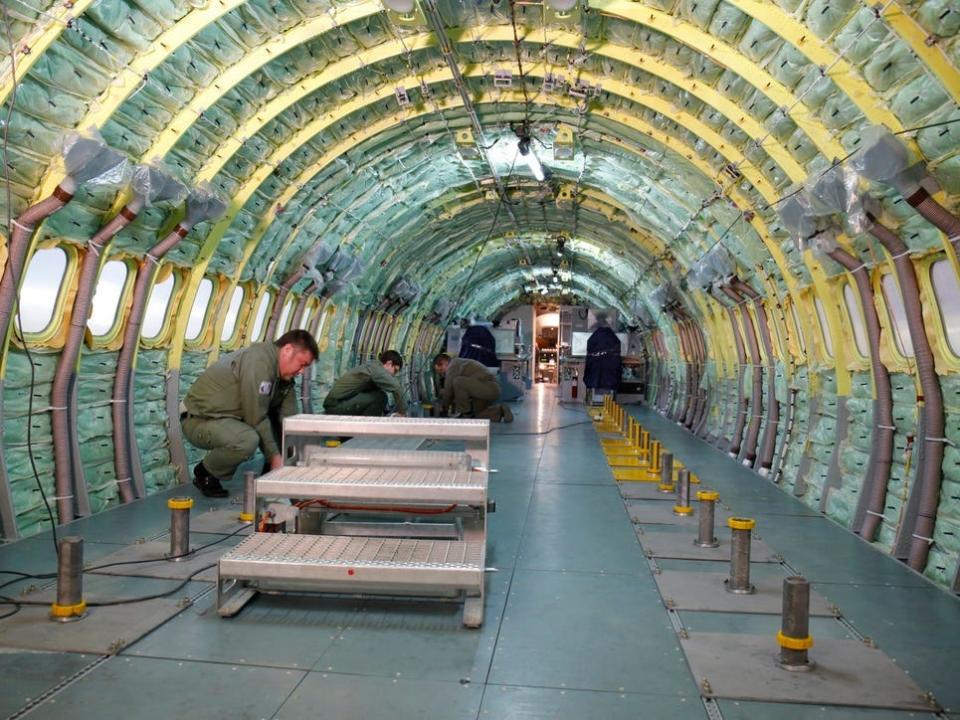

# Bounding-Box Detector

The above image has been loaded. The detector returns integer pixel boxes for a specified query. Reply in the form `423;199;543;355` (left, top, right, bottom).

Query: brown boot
499;404;514;423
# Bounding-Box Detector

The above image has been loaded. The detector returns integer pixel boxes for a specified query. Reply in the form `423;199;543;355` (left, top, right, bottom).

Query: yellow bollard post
646;440;662;481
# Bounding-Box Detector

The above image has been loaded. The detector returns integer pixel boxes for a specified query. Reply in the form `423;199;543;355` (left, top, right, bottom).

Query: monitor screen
491;327;516;355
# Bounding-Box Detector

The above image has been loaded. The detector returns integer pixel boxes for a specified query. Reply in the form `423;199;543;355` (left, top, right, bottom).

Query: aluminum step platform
305;448;473;470
256;466;486;505
217;533;486;626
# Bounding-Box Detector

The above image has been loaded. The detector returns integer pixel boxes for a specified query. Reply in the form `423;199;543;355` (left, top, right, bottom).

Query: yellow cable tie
697;490;720;502
673;504;693;516
167;497;194;510
776;630;814;650
727;517;755;530
238;513;254;522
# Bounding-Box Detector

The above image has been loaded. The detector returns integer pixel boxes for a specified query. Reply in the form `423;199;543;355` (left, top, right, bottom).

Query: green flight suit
441;357;500;416
181;342;297;480
323;362;407;416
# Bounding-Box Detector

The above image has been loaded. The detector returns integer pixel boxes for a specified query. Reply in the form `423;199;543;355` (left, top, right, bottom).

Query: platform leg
217;574;258;618
462;588;484;628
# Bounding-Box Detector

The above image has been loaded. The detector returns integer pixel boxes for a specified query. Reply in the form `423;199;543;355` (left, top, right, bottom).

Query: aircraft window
18;247;68;334
87;260;129;336
185;278;214;342
220;286;245;343
881;274;915;358
250;291;273;342
142;273;176;340
931;260;960;356
788;301;806;353
814;297;834;358
315;305;331;339
299;303;314;331
842;283;869;358
275;297;295;339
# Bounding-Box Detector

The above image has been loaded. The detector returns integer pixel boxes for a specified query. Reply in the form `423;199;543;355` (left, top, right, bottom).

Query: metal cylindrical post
167;497;193;560
240;471;256;522
673;469;693;515
659;451;674;493
50;537;86;621
777;576;814;670
694;491;720;548
647;440;661;479
725;517;756;594
639;430;651;463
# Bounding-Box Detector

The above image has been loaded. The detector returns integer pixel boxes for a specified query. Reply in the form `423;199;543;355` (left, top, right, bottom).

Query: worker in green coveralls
322;349;408;417
180;329;319;497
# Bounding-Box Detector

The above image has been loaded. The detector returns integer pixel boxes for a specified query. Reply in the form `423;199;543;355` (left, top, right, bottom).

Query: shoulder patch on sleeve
258;380;273;395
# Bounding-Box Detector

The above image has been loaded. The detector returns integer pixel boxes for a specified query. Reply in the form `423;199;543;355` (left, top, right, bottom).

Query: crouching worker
180;330;319;497
323;350;408;417
433;353;513;422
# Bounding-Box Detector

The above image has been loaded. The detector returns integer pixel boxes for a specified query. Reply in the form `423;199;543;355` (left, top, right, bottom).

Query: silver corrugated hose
826;247;894;541
721;286;756;460
868;216;945;571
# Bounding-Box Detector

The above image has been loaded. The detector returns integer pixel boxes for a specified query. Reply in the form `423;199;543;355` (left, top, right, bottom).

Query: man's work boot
193;462;228;498
499;404;514;423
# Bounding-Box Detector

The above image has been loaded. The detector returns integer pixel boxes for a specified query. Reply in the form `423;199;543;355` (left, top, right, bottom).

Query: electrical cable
497;419;593;436
1;4;60;554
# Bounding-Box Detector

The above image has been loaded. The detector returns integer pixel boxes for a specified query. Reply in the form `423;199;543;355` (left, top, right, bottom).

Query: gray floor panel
489;570;695;695
86;533;242;582
517;484;646;574
478;685;704;719
313;572;510;681
0;574;200;654
655;570;837;615
627;499;733;526
485;482;535;570
681;632;937;711
637;529;780;562
127;590;361;670
0;650;102;719
28;655;305;720
717;700;940;719
678;610;855;639
190;507;255;535
0;537;127;578
273;672;484;720
618;481;677;500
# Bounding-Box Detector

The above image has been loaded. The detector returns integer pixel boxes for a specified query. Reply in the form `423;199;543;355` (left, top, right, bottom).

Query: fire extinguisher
571;369;579;399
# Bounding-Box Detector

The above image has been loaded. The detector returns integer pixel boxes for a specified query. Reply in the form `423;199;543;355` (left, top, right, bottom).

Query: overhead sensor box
455;128;481;159
554;124;575;161
555;184;575;210
381;0;426;25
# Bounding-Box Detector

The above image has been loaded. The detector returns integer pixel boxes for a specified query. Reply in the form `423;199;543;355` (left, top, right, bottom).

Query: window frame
248;288;275;344
928;257;960;360
86;257;136;347
842;281;870;361
274;294;297;340
140;264;182;347
218;284;248;348
15;243;76;346
879;272;915;360
183;276;218;347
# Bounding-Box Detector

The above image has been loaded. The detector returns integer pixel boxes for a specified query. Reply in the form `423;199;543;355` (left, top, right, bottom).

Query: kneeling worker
323;349;408;416
433;353;513;422
181;329;319;497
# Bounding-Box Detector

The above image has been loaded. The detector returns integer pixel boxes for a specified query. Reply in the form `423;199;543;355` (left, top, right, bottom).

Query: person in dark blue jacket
583;326;622;391
459;324;499;368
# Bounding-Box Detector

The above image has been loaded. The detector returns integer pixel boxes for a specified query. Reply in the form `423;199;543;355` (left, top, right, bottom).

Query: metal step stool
217;533;486;627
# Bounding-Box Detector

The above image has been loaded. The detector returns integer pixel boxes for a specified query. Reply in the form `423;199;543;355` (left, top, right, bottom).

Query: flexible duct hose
683;320;699;427
51;200;143;519
868;217;945;571
265;266;307;340
675;319;694;424
0;184;76;522
112;223;192;502
826;247;894;541
691;322;710;434
906;188;960;257
733;279;780;471
722;286;760;461
723;303;748;455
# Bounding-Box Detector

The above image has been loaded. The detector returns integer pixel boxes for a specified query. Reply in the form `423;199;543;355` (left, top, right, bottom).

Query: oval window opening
143;272;176;340
250;291;273;342
88;260;129;337
275;297;296;339
814;297;834;358
842;284;869;358
220;286;245;343
881;274;914;358
931;260;960;357
185;278;214;342
18;247;68;335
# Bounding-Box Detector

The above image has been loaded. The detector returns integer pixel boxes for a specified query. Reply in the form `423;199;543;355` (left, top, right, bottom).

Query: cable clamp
116;477;132;486
865;510;886;518
889;249;912;261
48;405;68;411
49;493;74;501
911;533;935;545
925;436;955;446
110;399;128;404
144;253;162;266
876;424;896;430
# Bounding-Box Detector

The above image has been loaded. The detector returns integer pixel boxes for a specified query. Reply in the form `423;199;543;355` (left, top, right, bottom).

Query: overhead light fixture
383;0;415;12
516;129;545;182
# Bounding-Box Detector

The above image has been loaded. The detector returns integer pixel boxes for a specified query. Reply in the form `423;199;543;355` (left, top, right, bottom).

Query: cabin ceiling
2;0;959;320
